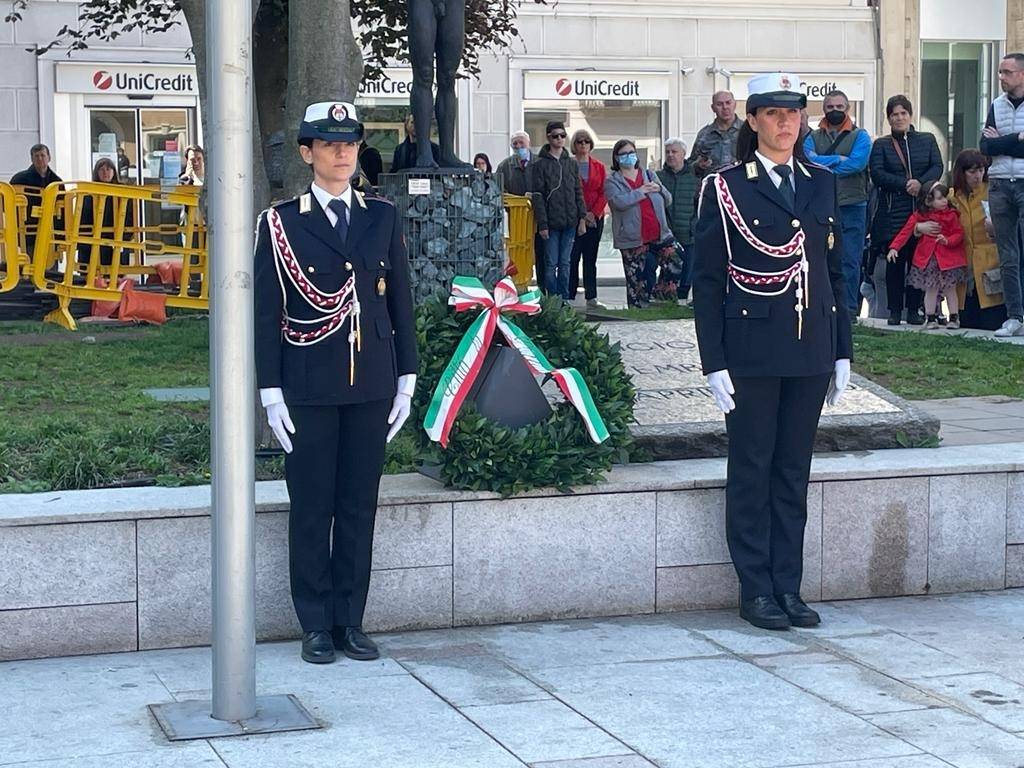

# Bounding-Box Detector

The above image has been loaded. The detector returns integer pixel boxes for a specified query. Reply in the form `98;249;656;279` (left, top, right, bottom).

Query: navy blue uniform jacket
692;158;853;378
254;188;417;405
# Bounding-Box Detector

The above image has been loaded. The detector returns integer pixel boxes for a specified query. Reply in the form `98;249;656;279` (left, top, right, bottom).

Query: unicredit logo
553;78;641;98
90;68;195;94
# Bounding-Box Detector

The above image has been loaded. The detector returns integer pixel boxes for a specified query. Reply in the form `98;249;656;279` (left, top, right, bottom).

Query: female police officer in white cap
692;74;852;630
254;102;417;663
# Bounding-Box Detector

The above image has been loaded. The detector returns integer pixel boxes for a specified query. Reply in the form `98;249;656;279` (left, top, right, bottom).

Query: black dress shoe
739;596;790;630
301;630;336;664
775;593;821;627
906;312;924;325
338;626;379;660
887;310;902;326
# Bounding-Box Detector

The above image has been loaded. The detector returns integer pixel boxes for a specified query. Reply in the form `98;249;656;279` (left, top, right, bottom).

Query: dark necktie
773;164;795;210
327;198;349;245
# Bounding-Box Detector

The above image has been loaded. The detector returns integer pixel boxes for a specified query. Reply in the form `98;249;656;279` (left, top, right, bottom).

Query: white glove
260;388;295;454
386;374;417;443
706;369;736;413
826;358;851;407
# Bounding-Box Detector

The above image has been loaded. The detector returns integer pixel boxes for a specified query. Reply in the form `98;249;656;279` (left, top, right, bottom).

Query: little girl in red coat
888;181;967;329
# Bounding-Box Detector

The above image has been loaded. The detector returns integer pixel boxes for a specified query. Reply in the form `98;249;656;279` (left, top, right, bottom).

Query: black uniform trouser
570;216;604;300
284;399;391;632
724;372;832;602
534;232;546;292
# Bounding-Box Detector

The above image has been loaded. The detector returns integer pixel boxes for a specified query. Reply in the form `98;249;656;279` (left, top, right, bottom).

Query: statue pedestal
379;171;505;302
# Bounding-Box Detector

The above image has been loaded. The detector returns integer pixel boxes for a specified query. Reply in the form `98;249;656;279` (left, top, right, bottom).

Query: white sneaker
994;318;1024;337
586;298;606;309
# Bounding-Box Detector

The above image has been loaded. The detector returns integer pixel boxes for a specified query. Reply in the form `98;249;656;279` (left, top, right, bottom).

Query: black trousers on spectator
883;239;922;317
570;216;604;300
284;399;391;632
534;232;546;292
724;373;831;601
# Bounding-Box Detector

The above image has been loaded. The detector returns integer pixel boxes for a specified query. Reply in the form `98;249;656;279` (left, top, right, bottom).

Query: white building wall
0;0;194;178
473;2;878;165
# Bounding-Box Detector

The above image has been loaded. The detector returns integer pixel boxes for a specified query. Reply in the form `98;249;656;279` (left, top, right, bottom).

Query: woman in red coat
570;128;608;307
888;181;967;329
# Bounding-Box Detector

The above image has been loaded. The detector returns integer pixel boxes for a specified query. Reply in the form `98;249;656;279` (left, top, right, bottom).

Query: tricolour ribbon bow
423;276;610;447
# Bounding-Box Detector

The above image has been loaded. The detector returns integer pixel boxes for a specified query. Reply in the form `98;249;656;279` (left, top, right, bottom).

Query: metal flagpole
207;0;257;723
149;0;319;739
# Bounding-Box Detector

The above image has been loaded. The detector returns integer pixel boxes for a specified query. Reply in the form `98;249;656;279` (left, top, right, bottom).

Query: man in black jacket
868;95;943;325
529;121;586;299
391;114;440;172
11;144;62;253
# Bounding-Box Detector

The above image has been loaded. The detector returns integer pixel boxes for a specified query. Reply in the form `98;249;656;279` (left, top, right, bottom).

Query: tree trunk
179;0;276;449
179;0;272;213
283;0;364;196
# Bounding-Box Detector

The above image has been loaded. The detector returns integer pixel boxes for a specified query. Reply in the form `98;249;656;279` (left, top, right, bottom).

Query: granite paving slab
530;656;918;768
912;672;1024;731
209;674;524;768
459;699;633;764
401;654;553;707
600;320;938;459
0;745;227;768
752;651;942;715
471;615;722;671
866;707;1024;768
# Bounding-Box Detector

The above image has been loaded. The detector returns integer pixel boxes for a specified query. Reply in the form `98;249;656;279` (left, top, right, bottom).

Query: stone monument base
378;171;504;303
601;320;939;460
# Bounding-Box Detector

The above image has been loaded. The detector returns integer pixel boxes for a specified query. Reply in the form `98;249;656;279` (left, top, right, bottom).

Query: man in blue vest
804;90;871;320
980;52;1024;337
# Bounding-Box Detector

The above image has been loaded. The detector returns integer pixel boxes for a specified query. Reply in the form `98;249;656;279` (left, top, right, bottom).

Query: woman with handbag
868;95;943;325
604;138;682;307
949;150;1007;330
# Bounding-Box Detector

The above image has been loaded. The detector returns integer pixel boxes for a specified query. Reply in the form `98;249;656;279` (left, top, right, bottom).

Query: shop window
920;41;994;173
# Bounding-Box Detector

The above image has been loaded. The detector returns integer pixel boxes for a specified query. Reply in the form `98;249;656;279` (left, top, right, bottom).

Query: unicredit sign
524;71;670;101
554;77;641;98
56;63;199;95
91;69;194;94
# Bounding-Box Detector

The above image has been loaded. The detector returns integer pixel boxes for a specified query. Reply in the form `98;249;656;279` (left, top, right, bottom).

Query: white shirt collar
754;151;794;190
310;182;353;214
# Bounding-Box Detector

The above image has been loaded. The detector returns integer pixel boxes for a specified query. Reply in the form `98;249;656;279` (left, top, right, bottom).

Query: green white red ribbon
423;276;610;448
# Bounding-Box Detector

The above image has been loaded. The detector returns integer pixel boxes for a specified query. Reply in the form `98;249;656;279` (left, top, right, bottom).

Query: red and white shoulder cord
264;206;362;384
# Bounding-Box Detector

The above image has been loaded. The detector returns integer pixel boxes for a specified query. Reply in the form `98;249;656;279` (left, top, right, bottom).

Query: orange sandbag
118;281;167;325
150;260;183;288
90;277;130;319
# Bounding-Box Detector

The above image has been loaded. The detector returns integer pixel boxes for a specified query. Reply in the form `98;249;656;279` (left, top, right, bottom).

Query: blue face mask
515;147;530;161
618;152;638;169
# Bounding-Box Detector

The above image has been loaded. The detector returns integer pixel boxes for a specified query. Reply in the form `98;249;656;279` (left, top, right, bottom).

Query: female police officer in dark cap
254;102;417;663
692;73;852;630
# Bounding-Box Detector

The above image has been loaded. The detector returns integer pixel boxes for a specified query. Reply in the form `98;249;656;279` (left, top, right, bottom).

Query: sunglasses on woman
574;138;592;145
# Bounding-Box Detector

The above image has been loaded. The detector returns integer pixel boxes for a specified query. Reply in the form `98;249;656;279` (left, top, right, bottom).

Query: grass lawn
1;313;1020;492
851;326;1024;401
585;303;694;322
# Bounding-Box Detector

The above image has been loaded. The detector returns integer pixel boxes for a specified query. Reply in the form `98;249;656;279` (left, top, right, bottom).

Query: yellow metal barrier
30;181;208;330
0;183;21;292
503;193;535;292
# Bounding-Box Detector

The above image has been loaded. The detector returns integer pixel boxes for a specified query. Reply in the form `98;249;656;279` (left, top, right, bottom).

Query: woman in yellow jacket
948;150;1007;330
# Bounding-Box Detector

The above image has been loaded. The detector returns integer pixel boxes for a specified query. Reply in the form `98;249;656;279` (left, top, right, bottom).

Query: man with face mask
804;90;872;320
496;130;545;287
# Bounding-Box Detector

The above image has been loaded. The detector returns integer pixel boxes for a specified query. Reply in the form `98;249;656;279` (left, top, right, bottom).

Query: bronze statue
408;0;467;169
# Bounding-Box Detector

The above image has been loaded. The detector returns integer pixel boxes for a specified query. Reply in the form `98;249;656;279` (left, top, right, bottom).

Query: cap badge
330;103;348;123
780;75;791;90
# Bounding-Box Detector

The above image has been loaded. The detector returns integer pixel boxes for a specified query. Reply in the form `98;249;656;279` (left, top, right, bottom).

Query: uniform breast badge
376;277;387;296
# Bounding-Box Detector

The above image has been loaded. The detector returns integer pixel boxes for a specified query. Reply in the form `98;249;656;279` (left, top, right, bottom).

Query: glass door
88;109;138;183
87;107;198;260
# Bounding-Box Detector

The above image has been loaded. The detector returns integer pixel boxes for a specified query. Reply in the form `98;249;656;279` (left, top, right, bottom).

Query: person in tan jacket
947;150;1007;330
